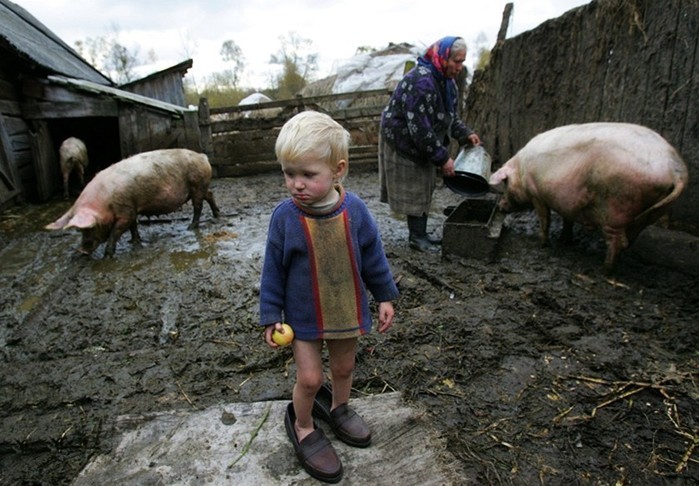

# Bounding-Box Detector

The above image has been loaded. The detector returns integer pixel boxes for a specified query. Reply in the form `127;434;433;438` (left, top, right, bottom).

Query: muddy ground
1;168;697;485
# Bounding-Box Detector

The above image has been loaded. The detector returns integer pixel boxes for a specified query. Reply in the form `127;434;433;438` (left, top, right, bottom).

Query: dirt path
1;170;697;485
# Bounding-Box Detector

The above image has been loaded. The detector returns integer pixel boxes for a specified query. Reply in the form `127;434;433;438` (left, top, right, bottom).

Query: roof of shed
0;0;112;85
49;75;196;116
119;59;194;89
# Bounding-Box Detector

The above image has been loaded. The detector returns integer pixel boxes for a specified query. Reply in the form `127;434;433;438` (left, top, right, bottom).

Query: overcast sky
18;0;591;88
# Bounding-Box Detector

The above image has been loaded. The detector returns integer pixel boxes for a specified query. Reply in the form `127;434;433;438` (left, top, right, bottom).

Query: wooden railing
198;89;392;177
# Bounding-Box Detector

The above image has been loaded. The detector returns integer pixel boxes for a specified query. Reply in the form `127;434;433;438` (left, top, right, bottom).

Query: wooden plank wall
119;106;201;158
0;71;31;206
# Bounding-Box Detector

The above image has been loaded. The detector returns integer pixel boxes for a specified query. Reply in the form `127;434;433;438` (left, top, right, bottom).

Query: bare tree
220;40;245;88
269;32;318;98
471;32;491;71
74;24;149;84
178;29;198;60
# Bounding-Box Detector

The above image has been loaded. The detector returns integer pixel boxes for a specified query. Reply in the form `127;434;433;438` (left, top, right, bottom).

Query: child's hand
264;323;283;348
377;302;395;333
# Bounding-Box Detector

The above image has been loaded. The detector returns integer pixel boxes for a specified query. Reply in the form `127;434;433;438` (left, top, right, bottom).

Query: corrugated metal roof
0;0;112;85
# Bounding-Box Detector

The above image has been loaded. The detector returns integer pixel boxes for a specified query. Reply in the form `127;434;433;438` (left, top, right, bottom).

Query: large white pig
489;123;688;273
46;148;221;257
59;137;89;199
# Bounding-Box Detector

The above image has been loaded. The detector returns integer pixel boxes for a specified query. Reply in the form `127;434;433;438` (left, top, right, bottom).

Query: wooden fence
198;88;391;177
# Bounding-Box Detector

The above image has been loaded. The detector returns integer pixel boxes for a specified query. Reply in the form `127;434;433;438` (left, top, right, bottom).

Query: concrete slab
72;392;460;485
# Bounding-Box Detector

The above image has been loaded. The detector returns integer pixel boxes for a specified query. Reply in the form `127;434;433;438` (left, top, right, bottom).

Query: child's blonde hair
275;111;350;180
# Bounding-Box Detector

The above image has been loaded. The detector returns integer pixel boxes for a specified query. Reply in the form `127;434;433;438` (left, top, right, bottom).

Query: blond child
260;111;398;483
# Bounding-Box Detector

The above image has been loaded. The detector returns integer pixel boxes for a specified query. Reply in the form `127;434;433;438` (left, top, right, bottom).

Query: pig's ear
489;169;508;192
45;213;71;230
65;212;97;229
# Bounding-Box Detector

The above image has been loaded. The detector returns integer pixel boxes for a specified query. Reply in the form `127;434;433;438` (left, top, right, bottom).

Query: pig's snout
489;181;506;194
495;194;516;213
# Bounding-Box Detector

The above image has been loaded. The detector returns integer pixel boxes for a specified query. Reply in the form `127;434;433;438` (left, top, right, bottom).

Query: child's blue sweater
259;188;399;340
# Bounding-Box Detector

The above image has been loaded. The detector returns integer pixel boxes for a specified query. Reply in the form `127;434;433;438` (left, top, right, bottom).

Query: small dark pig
46;148;221;257
59;137;89;199
489;122;688;273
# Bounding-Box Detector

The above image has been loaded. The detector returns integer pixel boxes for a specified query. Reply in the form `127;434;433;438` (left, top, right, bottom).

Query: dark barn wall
466;0;698;231
119;106;201;158
0;70;29;205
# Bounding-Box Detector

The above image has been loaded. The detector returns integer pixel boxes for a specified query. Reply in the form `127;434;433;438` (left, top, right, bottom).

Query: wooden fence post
198;97;212;157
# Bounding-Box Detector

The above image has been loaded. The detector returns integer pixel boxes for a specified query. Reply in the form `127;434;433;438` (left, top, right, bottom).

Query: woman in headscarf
379;36;481;252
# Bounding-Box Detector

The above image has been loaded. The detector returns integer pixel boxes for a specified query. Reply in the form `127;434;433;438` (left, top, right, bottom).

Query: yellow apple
272;323;294;347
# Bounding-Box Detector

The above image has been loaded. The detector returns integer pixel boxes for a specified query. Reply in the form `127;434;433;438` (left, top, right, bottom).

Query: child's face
281;157;346;207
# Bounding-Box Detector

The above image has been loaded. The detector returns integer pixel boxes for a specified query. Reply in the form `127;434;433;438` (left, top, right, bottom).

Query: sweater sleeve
259;210;287;326
451;118;475;146
404;77;452;166
354;198;399;302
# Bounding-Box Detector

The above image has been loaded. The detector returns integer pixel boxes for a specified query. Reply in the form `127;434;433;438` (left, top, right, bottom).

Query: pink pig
489;122;688;273
46;148;220;257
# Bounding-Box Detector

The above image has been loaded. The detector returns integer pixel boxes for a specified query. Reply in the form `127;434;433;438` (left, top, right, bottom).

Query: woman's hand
441;158;456;178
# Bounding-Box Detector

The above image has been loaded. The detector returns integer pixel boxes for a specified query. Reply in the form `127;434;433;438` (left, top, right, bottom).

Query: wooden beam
497;3;514;42
0;100;21;116
21;100;118;119
210;88;392;115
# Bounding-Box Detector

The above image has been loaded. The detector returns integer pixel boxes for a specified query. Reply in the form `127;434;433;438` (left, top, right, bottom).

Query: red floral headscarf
420;36;462;76
417;36;462;112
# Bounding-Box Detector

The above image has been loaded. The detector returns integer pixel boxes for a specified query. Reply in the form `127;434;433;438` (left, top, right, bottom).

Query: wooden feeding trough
442;196;504;261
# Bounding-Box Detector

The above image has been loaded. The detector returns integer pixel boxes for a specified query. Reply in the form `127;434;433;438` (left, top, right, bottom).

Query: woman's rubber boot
408;215;440;253
426;233;442;245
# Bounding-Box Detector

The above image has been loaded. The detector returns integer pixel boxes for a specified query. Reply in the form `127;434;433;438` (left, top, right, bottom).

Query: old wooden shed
0;0;200;209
